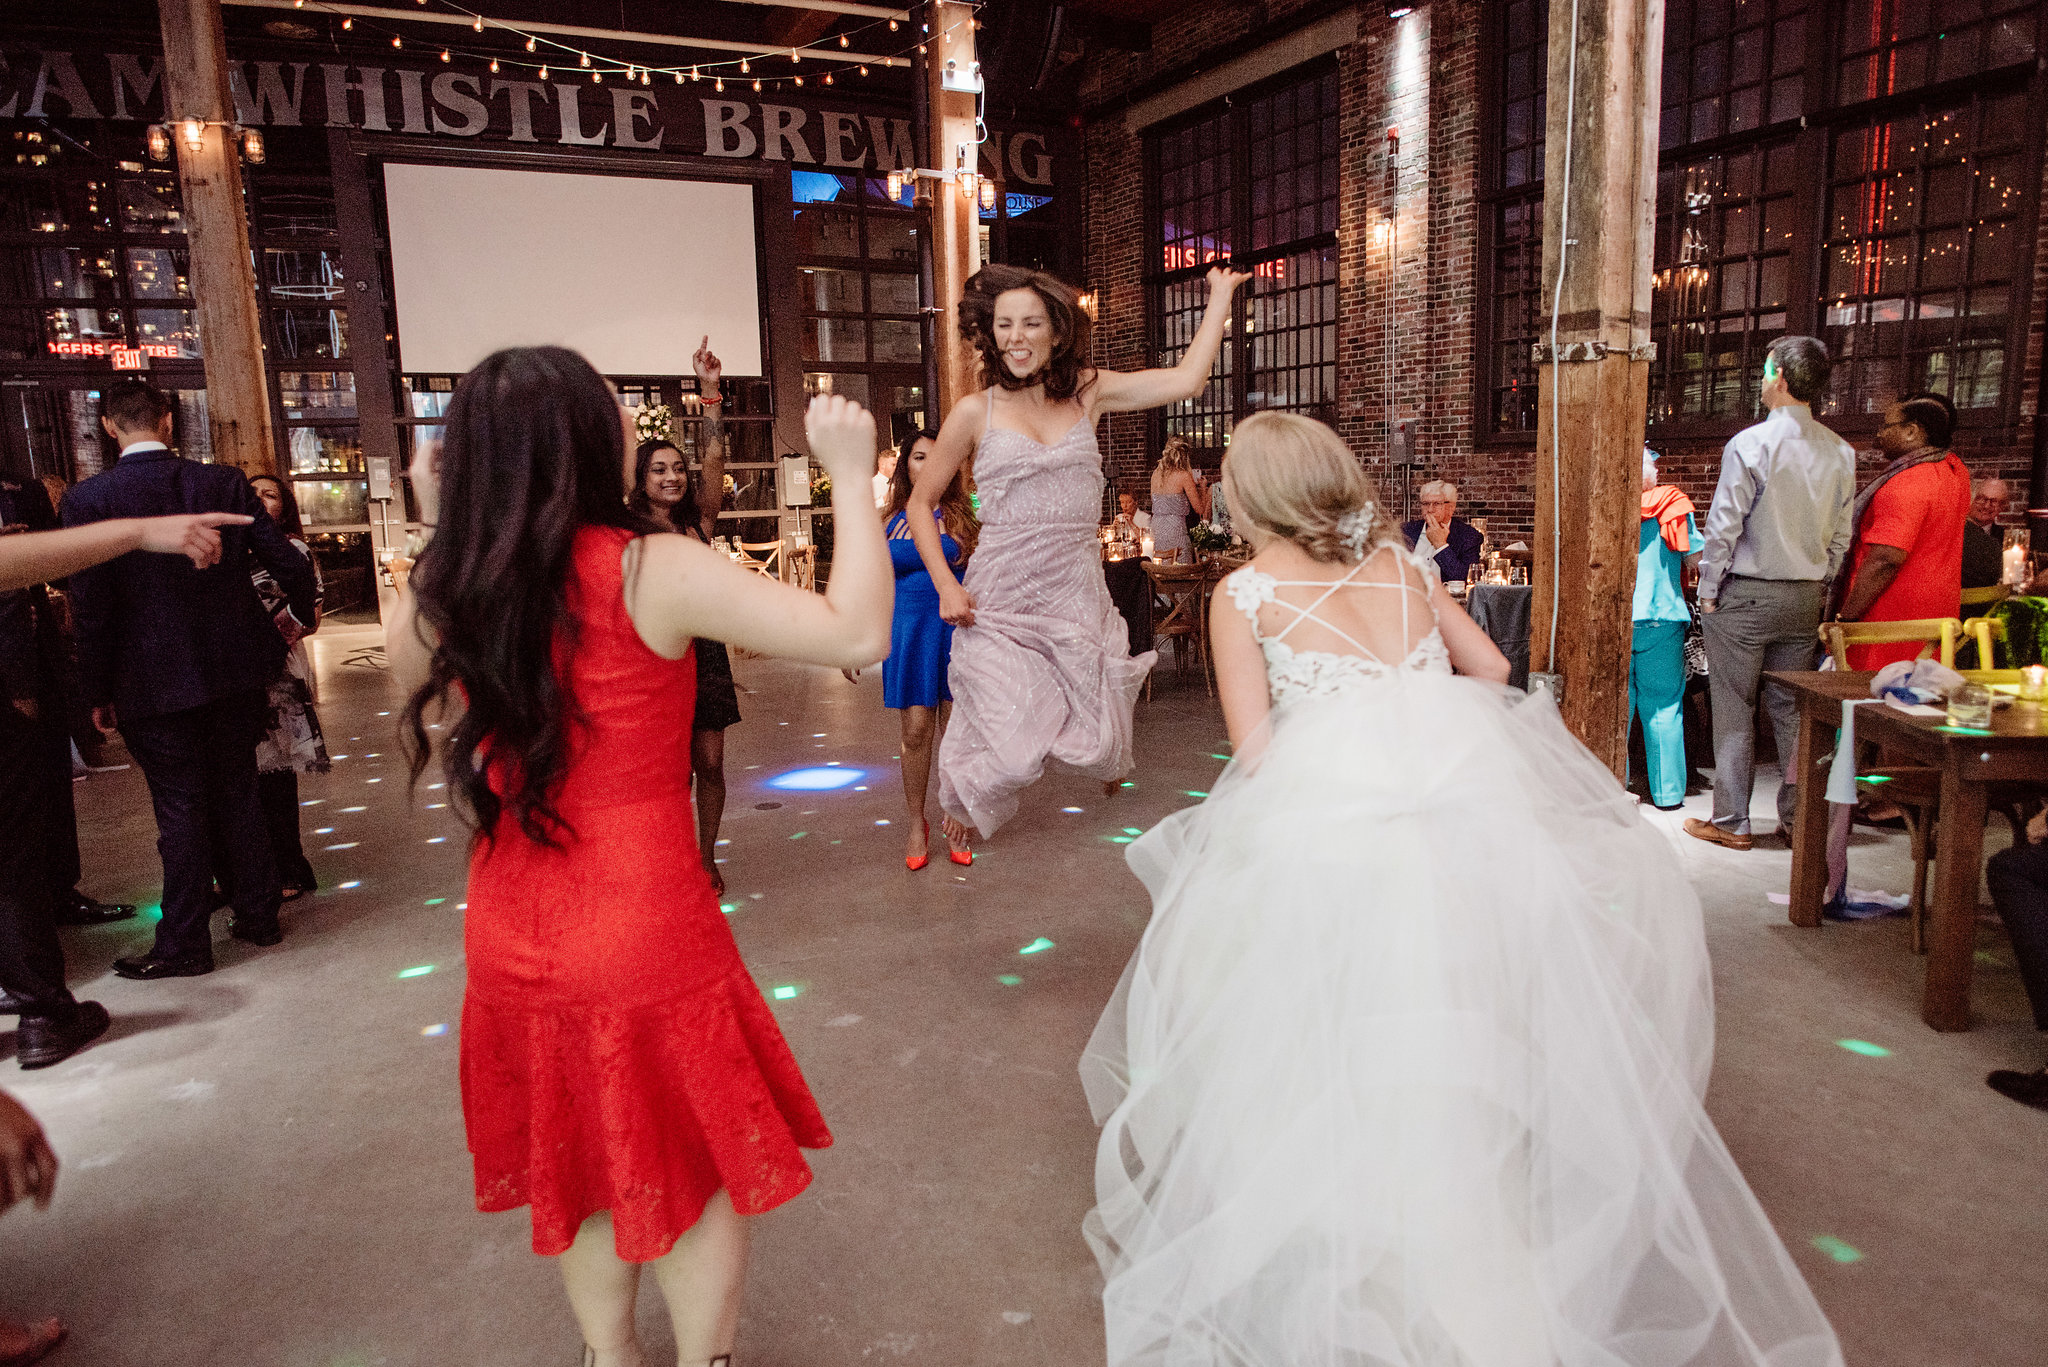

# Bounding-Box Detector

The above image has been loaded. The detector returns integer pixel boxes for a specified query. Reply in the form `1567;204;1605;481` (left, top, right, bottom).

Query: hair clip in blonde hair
1337;504;1376;560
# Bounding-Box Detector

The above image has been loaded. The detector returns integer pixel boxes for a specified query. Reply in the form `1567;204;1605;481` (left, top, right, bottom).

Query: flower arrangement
634;404;674;444
810;469;832;501
1188;520;1231;553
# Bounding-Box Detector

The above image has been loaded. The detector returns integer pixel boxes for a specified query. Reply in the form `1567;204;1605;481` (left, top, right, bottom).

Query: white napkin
1824;698;1885;806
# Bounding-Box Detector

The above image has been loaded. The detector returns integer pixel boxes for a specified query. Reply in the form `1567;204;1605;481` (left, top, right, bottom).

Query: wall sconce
179;116;206;151
978;177;998;213
241;127;266;164
1078;290;1100;320
886;169;905;201
145;123;171;162
958;170;976;203
1386;0;1416;17
150;120;268;166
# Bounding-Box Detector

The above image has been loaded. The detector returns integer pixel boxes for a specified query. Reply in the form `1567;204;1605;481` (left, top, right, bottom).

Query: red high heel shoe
906;819;930;871
945;820;974;867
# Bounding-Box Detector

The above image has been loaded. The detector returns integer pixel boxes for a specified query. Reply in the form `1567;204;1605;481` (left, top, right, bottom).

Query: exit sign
110;348;148;371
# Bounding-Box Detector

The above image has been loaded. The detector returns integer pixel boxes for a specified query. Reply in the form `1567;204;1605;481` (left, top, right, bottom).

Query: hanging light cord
1545;0;1582;675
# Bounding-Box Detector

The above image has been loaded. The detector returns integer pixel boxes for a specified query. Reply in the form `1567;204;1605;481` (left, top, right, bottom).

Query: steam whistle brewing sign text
0;49;1056;186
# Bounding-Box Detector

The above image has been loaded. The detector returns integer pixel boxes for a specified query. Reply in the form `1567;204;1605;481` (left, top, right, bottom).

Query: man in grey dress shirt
1685;337;1856;851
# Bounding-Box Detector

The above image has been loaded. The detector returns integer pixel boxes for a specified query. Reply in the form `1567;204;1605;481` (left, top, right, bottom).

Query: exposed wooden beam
158;0;277;479
220;0;904;65
1529;0;1664;775
925;0;983;416
766;9;844;53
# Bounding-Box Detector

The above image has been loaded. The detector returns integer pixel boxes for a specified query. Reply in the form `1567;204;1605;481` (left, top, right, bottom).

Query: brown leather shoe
1683;817;1754;851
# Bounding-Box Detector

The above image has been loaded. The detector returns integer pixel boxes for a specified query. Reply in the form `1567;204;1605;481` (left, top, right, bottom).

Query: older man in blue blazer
61;380;317;979
1399;480;1485;584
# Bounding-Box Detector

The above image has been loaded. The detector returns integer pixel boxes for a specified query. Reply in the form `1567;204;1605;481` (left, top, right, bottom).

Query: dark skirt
693;637;742;732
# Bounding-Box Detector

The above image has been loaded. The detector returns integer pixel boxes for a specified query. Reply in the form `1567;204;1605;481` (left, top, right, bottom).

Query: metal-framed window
1837;0;2037;105
1148;64;1339;452
791;170;925;446
1661;0;1810;150
1481;0;1550;437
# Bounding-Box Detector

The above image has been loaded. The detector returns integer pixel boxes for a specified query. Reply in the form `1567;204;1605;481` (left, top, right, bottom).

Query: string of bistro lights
275;0;986;94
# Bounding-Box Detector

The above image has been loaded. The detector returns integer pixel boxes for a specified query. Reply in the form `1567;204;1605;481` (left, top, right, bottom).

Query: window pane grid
1500;0;1550;189
1157;110;1234;275
1247;72;1341;253
1489;196;1545;433
1159;275;1232;445
1246;246;1338;415
1650;140;1799;421
1661;0;1808;149
1822;94;2025;411
1837;0;2037;106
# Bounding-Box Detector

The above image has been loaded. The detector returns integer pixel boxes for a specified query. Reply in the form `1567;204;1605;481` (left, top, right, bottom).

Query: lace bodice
1225;553;1450;704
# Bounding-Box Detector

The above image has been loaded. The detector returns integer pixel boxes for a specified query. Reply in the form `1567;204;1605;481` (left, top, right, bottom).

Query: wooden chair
1819;617;1962;671
1965;616;2015;671
737;539;782;580
786;543;818;591
1145;562;1212;699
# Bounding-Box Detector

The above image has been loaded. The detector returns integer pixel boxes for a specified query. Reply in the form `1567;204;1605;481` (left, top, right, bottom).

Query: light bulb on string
794;74;804;86
859;65;869;75
918;43;926;55
579;51;590;67
392;35;403;48
525;37;536;51
440;49;451;63
690;66;700;80
538;64;548;78
824;71;834;84
792;48;801;62
642;70;652;85
890;19;899;31
741;58;750;72
715;77;725;92
839;34;848;47
592;69;602;83
341;16;352;28
753;78;762;91
674;69;684;83
627;65;637;80
472;15;483;31
489;58;499;73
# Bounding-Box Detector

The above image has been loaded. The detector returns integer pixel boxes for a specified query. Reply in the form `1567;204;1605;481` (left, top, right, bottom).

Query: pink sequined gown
939;401;1157;836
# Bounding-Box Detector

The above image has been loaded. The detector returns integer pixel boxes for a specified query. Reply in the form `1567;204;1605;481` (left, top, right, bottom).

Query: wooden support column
1529;0;1664;776
923;0;982;415
158;0;276;477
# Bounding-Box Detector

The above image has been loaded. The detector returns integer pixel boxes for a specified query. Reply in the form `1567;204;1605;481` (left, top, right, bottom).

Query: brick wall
1076;2;2048;544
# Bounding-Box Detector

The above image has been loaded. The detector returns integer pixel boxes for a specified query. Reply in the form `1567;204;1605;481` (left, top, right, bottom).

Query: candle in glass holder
1141;532;1155;560
2005;541;2028;587
2023;665;2048;702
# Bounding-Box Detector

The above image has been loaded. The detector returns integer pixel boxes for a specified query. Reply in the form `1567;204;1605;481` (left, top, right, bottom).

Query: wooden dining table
1770;669;2048;1030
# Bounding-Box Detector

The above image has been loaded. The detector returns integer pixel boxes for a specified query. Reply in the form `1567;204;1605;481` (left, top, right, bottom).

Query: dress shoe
1987;1067;2048;1111
228;917;283;947
112;953;214;981
16;1002;110;1070
1683;817;1754;851
55;891;137;926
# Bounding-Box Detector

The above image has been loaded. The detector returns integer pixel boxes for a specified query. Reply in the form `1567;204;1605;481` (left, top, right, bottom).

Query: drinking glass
1947;684;1994;730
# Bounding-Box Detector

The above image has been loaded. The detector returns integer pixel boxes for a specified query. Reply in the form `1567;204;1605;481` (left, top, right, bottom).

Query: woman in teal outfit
1634;448;1701;810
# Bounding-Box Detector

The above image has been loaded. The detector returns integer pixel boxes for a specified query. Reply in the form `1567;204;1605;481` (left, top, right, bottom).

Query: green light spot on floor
424;897;446;906
1120;781;1136;788
1209;752;1231;760
1811;1235;1864;1263
1123;827;1143;836
789;831;808;840
1108;835;1134;844
720;902;738;914
1019;936;1054;955
1859;774;1892;784
1183;790;1208;798
772;984;802;1001
997;974;1023;986
397;965;434;979
1836;1039;1890;1058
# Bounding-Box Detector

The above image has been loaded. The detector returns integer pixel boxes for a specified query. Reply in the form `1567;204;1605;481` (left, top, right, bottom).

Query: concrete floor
4;629;2045;1366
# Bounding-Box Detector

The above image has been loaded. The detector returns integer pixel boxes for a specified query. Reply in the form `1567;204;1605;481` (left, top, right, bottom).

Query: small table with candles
1769;668;2048;1031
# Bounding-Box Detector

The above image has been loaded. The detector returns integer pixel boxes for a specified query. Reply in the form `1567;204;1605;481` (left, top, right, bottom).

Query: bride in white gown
1080;413;1844;1367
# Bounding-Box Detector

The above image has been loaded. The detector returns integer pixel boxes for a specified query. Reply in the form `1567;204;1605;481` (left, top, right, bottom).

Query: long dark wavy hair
889;426;978;561
628;437;706;541
402;347;663;849
956;263;1092;402
248;473;305;539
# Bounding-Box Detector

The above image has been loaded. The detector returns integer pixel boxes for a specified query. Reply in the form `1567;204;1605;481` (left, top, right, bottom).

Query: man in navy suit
1399;479;1485;584
61;380;316;979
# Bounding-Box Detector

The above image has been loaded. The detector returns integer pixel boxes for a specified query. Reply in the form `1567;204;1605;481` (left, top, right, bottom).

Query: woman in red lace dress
391;348;891;1367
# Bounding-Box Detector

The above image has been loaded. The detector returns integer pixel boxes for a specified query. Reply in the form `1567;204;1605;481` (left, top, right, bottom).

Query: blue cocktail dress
884;509;961;710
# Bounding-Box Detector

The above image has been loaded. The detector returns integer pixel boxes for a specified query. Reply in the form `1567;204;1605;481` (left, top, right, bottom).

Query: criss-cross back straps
1249;550;1435;666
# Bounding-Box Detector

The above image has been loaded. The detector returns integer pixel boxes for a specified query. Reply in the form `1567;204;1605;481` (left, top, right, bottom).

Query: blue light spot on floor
768;766;866;791
421;1023;448;1037
337;881;362;890
341;806;367;813
325;843;358;851
426;836;446;844
1062;807;1083;813
301;799;324;807
314;828;334;835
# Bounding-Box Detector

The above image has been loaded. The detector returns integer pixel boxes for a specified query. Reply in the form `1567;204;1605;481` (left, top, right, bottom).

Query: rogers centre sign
47;339;180;359
0;47;1058;187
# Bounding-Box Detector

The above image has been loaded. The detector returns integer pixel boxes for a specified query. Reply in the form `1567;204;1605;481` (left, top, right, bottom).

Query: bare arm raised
0;513;251;592
622;395;892;666
1086;266;1250;419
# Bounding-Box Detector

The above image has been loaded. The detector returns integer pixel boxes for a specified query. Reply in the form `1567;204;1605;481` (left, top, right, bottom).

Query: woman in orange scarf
1634;449;1701;810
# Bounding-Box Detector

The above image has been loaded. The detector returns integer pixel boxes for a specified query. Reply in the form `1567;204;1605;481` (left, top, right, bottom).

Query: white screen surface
382;163;762;376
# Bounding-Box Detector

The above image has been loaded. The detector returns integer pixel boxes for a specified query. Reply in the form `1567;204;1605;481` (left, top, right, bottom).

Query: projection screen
382;163;764;376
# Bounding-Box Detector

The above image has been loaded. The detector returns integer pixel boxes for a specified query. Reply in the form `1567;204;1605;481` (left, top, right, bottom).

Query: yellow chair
1819;617;1962;671
737;539;783;580
1966;616;2015;671
1960;583;2011;610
